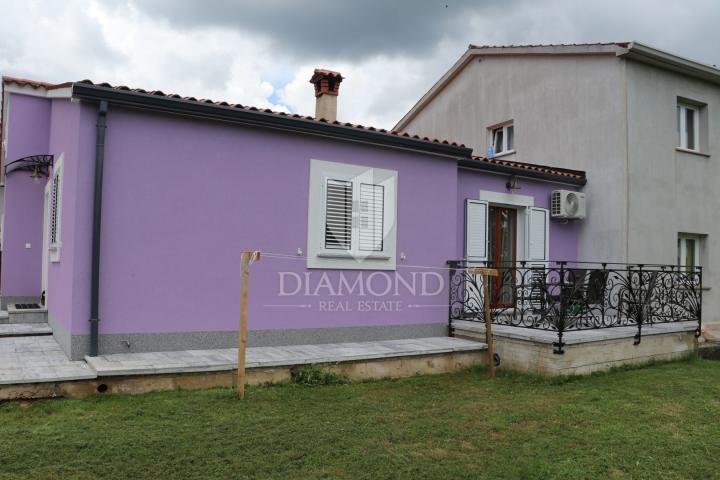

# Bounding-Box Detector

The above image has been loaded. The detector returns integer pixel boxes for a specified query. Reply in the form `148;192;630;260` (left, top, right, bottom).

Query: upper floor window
678;233;703;273
490;123;514;157
677;103;699;151
677;99;708;155
307;159;397;270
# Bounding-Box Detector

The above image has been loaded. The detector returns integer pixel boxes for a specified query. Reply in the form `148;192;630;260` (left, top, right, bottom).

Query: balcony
447;261;702;355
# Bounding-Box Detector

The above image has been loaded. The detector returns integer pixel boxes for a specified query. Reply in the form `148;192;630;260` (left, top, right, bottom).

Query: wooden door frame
489;206;517;308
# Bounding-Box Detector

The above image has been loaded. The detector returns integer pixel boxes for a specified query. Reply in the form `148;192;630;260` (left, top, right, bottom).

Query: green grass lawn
1;358;719;480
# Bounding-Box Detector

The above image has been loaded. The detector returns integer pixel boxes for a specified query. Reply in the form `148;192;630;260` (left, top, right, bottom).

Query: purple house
0;72;585;361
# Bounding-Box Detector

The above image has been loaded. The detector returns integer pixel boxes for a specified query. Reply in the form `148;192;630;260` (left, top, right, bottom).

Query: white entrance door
41;181;51;301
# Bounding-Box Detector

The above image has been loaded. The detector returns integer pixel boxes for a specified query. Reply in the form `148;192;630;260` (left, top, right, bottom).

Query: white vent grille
324;179;353;250
551;191;562;217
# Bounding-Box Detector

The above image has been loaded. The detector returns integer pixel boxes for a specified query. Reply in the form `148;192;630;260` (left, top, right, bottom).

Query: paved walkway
85;337;486;376
0;336;486;384
0;336;96;384
703;324;720;343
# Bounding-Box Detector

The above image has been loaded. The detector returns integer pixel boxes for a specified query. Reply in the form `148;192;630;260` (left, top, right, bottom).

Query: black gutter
458;158;587;186
71;83;473;159
89;100;108;357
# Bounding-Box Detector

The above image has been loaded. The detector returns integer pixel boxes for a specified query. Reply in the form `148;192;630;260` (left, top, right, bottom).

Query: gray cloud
118;0;512;59
114;0;720;70
2;0;720;130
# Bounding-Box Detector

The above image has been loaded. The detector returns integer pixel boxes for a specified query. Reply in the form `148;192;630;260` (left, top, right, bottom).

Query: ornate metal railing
447;261;702;354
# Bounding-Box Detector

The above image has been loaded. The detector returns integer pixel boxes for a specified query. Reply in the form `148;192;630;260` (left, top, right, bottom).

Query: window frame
678;233;702;273
489;122;515;157
677;103;700;152
308;159;397;270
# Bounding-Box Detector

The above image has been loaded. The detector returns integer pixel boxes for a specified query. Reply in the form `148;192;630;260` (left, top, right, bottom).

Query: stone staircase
0;306;52;338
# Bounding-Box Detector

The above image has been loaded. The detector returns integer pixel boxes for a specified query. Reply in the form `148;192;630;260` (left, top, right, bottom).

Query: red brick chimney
309;69;343;121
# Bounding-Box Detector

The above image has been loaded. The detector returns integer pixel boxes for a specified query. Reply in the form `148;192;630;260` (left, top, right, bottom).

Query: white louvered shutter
358;183;384;251
464;200;489;314
526;207;549;310
324;179;353;250
465;200;489;262
527;208;549;262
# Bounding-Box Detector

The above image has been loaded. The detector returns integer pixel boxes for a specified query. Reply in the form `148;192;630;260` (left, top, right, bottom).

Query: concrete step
7;305;47;324
0;323;53;337
451;320;488;342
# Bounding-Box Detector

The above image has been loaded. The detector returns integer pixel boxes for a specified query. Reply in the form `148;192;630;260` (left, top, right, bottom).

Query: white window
678;234;702;273
490;123;514;156
677;103;700;152
49;155;64;262
308;159;397;270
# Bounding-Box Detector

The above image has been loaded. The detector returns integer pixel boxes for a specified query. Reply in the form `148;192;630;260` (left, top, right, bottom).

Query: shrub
290;365;348;385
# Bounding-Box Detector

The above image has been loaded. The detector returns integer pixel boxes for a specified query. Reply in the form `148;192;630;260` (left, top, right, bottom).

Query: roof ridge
467;42;630;49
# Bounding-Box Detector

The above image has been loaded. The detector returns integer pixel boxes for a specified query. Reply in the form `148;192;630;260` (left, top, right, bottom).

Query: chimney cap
309;69;343;97
310;68;344;83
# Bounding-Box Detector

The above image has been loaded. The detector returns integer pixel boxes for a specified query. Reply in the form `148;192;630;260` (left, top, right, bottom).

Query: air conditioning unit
551;190;586;220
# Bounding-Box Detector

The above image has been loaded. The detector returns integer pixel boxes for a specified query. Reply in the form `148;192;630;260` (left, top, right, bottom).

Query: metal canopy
4;154;54;177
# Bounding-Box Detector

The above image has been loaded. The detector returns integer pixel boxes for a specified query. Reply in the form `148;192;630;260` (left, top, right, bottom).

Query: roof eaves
459;156;587;186
621;41;720;85
394;48;476;131
70;81;473;159
394;43;629;131
2;76;72;90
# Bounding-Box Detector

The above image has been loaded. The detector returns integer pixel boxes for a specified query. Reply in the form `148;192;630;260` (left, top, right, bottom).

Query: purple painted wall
63;107;459;336
2;93;582;346
456;168;580;261
1;94;50;297
45;99;92;333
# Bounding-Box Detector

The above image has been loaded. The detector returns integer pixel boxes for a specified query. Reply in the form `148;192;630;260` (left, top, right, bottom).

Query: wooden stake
470;267;498;379
238;251;260;399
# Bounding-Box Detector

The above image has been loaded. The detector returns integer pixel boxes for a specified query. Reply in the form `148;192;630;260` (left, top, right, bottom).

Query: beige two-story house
396;42;720;324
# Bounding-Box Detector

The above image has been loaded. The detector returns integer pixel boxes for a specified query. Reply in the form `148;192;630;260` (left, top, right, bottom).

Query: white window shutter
358;183;384;252
525;207;549;311
527;207;549;262
324;179;353;250
465;200;489;262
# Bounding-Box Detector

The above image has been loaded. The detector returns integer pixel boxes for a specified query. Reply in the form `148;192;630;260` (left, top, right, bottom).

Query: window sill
676;147;710;158
317;251;391;260
491;149;516;159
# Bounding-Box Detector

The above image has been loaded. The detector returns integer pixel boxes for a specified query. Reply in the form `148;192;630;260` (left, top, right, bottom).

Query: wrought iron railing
447;260;702;354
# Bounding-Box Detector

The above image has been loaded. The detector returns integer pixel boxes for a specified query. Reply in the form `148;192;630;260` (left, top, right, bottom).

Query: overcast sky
1;0;719;129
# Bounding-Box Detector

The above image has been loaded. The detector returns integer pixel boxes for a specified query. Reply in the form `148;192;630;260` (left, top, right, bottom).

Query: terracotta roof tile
2;76;586;183
2;76;73;90
470;155;585;182
67;79;469;149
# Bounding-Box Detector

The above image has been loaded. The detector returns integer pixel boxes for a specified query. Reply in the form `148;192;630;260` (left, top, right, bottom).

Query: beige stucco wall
403;53;719;325
625;61;720;323
403;54;629;264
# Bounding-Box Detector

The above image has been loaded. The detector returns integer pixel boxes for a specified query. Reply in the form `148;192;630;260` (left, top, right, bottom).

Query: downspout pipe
89;100;108;357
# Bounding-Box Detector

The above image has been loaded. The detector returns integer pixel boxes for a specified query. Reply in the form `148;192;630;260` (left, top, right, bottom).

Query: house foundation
452;320;698;376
